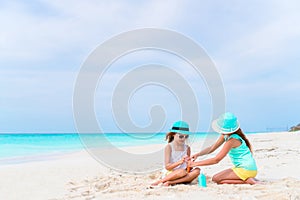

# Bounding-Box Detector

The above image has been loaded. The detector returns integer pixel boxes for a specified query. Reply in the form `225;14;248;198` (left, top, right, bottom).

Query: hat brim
169;129;190;135
211;119;240;134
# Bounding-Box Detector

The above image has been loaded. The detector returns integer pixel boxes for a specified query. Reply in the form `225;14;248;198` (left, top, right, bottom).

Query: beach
0;131;300;200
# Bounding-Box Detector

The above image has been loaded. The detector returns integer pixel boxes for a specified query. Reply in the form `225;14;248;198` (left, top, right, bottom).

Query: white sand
0;131;300;200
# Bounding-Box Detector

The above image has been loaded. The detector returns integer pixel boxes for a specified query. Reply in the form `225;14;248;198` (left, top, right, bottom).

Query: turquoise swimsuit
225;134;257;171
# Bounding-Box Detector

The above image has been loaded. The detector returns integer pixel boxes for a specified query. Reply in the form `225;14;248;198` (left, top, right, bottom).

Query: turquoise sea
0;133;165;158
0;132;258;165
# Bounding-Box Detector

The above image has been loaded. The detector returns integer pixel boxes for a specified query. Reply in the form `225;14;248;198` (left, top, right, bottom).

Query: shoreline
0;131;299;200
0;131;287;165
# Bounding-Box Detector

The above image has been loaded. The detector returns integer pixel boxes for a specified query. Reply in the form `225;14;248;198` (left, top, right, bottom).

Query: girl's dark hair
234;128;253;153
165;132;176;143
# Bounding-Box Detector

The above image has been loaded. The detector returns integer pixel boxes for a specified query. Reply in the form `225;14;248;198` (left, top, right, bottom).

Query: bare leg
151;169;187;186
245;178;260;184
219;179;247;184
219;177;258;185
164;168;200;186
212;168;258;185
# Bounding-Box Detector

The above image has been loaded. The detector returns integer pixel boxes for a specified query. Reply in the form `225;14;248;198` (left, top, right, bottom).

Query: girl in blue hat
151;121;200;187
190;112;258;184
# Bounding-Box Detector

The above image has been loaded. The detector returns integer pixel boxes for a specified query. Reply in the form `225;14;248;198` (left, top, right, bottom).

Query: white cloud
0;69;75;101
1;1;300;132
230;15;300;59
211;1;300;85
0;0;184;64
0;68;77;132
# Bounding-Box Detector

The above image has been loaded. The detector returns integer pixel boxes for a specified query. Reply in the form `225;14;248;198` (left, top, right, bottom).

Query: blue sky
1;1;300;133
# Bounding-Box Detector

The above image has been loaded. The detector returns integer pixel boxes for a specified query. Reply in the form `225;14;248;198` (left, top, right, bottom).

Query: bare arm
187;146;191;157
190;138;240;167
192;135;225;159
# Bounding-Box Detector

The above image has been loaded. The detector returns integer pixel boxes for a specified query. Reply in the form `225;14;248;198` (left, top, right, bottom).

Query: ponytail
165;132;176;143
234;128;253;153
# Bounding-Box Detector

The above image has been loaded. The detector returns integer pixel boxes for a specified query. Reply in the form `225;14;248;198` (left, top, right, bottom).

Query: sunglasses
178;134;189;139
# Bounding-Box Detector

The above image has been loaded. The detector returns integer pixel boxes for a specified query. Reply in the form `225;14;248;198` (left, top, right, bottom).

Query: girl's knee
212;174;220;183
177;169;187;177
193;168;201;176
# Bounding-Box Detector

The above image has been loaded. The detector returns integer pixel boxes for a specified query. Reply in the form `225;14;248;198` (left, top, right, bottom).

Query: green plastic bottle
198;172;207;187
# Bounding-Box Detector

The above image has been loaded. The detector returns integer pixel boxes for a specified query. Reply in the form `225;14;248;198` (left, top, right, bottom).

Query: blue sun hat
212;112;240;134
169;121;190;135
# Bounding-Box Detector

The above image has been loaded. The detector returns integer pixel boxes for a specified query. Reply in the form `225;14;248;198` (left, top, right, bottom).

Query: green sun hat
212;112;240;134
169;121;190;135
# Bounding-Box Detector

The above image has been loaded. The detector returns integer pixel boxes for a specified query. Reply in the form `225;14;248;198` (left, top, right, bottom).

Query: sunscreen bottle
187;160;191;173
198;172;207;187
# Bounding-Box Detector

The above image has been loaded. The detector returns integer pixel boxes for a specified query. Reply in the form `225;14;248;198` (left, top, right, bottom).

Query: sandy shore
0;131;300;200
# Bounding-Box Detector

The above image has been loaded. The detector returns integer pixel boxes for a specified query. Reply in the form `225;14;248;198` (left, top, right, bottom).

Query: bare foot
151;180;162;186
163;181;171;186
246;177;264;185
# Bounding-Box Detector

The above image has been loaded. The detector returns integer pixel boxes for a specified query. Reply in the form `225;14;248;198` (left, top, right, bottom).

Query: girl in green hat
151;121;200;187
190;112;258;184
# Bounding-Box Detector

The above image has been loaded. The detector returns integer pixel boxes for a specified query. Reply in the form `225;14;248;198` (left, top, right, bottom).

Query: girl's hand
191;153;199;160
183;155;190;162
178;158;185;165
178;156;189;165
189;160;198;168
